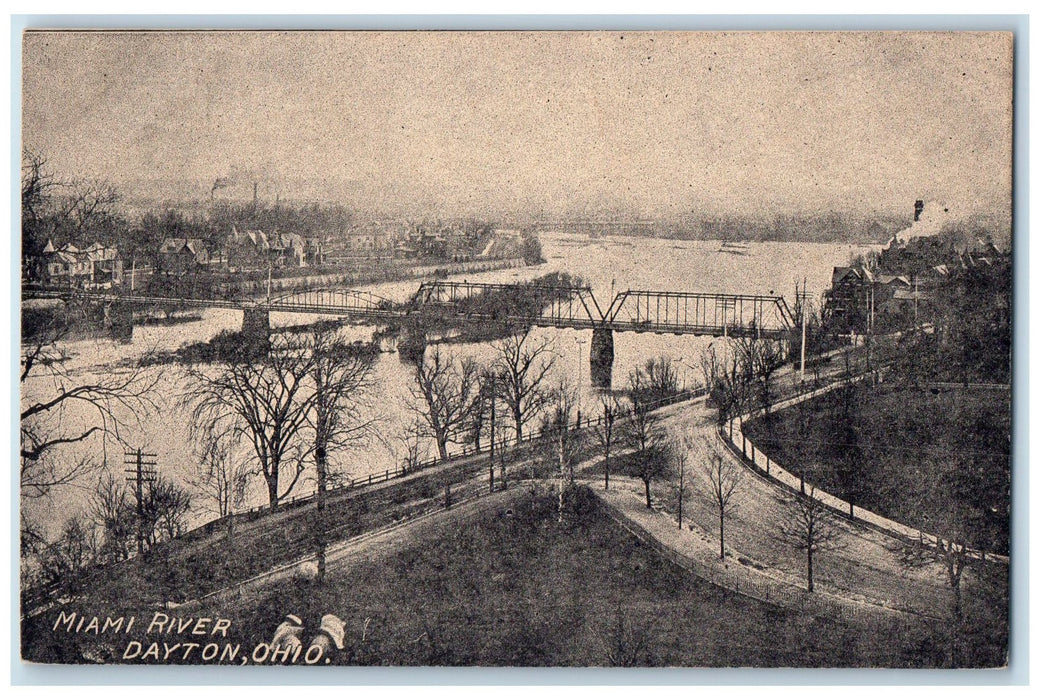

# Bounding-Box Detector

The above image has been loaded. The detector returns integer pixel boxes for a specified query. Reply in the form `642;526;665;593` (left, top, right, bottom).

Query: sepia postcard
17;28;1013;670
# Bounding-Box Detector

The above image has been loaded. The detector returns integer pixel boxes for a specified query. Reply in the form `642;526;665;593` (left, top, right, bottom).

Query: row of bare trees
408;329;560;465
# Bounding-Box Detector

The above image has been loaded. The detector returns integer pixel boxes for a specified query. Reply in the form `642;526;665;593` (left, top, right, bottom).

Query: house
268;232;306;268
225;226;269;271
159;238;210;275
326;222;396;261
37;240;124;288
824;265;870;333
304;235;327;266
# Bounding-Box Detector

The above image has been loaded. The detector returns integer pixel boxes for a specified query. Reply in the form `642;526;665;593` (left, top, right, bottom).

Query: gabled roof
831;266;862;286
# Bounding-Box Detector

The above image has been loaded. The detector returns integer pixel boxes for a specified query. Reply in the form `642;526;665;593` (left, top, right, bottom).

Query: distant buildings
159;237;211;274
33;240;124;288
823;200;1008;335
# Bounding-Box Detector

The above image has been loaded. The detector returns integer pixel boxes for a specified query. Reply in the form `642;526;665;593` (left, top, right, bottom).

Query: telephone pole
798;277;808;380
124;448;157;555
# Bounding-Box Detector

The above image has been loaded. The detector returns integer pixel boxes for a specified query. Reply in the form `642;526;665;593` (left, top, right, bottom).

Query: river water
22;233;869;536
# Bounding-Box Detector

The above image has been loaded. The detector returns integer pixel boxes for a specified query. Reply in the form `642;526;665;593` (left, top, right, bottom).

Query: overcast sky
22;31;1013;218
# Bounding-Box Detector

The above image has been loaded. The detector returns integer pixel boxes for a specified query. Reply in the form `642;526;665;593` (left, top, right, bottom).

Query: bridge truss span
266;288;397;318
411;280;605;330
605;290;795;339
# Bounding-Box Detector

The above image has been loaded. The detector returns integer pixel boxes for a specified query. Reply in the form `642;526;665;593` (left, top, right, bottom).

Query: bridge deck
25;283;794;338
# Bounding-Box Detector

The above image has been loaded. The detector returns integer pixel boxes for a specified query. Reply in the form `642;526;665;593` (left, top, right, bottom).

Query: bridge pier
103;302;134;343
590;326;614;389
242;307;271;351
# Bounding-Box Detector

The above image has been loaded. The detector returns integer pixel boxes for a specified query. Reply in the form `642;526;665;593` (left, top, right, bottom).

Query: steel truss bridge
25;281;795;339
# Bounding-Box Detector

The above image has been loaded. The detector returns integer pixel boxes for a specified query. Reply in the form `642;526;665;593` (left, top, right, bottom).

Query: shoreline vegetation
129;271;588;368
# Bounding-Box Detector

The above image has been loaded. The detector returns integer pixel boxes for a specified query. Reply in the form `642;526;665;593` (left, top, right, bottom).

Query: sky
21;30;1014;219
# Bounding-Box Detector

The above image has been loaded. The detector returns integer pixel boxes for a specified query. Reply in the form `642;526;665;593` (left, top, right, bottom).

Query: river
21;233;870;537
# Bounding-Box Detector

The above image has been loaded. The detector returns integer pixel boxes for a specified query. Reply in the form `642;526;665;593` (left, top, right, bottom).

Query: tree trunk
644;478;652;509
436;436;448;461
719;512;725;560
678;484;683;530
316;444;328;581
266;473;280;512
806;546;814;593
489;401;496;492
604;445;610;491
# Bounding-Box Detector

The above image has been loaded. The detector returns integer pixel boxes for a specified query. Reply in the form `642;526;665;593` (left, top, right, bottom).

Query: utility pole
124;448;157;556
798;278;808;380
488;375;496;493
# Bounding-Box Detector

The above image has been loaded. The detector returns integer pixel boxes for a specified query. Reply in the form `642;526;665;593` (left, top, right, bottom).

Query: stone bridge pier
590;326;614;389
103;302;134;343
242;307;271;349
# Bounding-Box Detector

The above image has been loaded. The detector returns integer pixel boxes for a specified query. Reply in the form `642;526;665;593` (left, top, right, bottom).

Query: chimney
914;200;924;222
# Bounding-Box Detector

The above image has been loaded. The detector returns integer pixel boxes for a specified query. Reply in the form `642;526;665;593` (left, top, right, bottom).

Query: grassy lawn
743;384;1011;556
24;485;998;666
206;488;963;666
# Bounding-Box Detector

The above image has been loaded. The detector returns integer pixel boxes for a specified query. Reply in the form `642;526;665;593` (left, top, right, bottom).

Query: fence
721;378;1008;566
182;386;708;538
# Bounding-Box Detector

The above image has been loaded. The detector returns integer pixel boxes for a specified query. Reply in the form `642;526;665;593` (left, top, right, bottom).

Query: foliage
519;230;545;265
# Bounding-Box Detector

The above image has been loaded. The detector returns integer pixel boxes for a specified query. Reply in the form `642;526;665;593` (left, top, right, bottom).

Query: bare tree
397;416;430;475
699;342;752;426
701;438;744;559
307;329;378;580
777;485;841;592
183;337;318;511
669;437;691;530
623;371;668;509
595;394;622;491
899;466;993;666
188;433;251;541
20;318;158;502
734;335;785;416
536;382;587;520
492;329;557;444
476;370;507;491
37;517;99;596
410;345;481;460
630;356;681;403
90;473;136;564
140;477;193;545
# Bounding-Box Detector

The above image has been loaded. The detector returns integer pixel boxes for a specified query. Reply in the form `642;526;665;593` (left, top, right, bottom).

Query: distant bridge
25;281;795;386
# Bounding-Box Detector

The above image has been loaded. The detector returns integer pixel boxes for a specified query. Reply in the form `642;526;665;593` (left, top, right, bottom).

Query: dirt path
187;481;530;609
